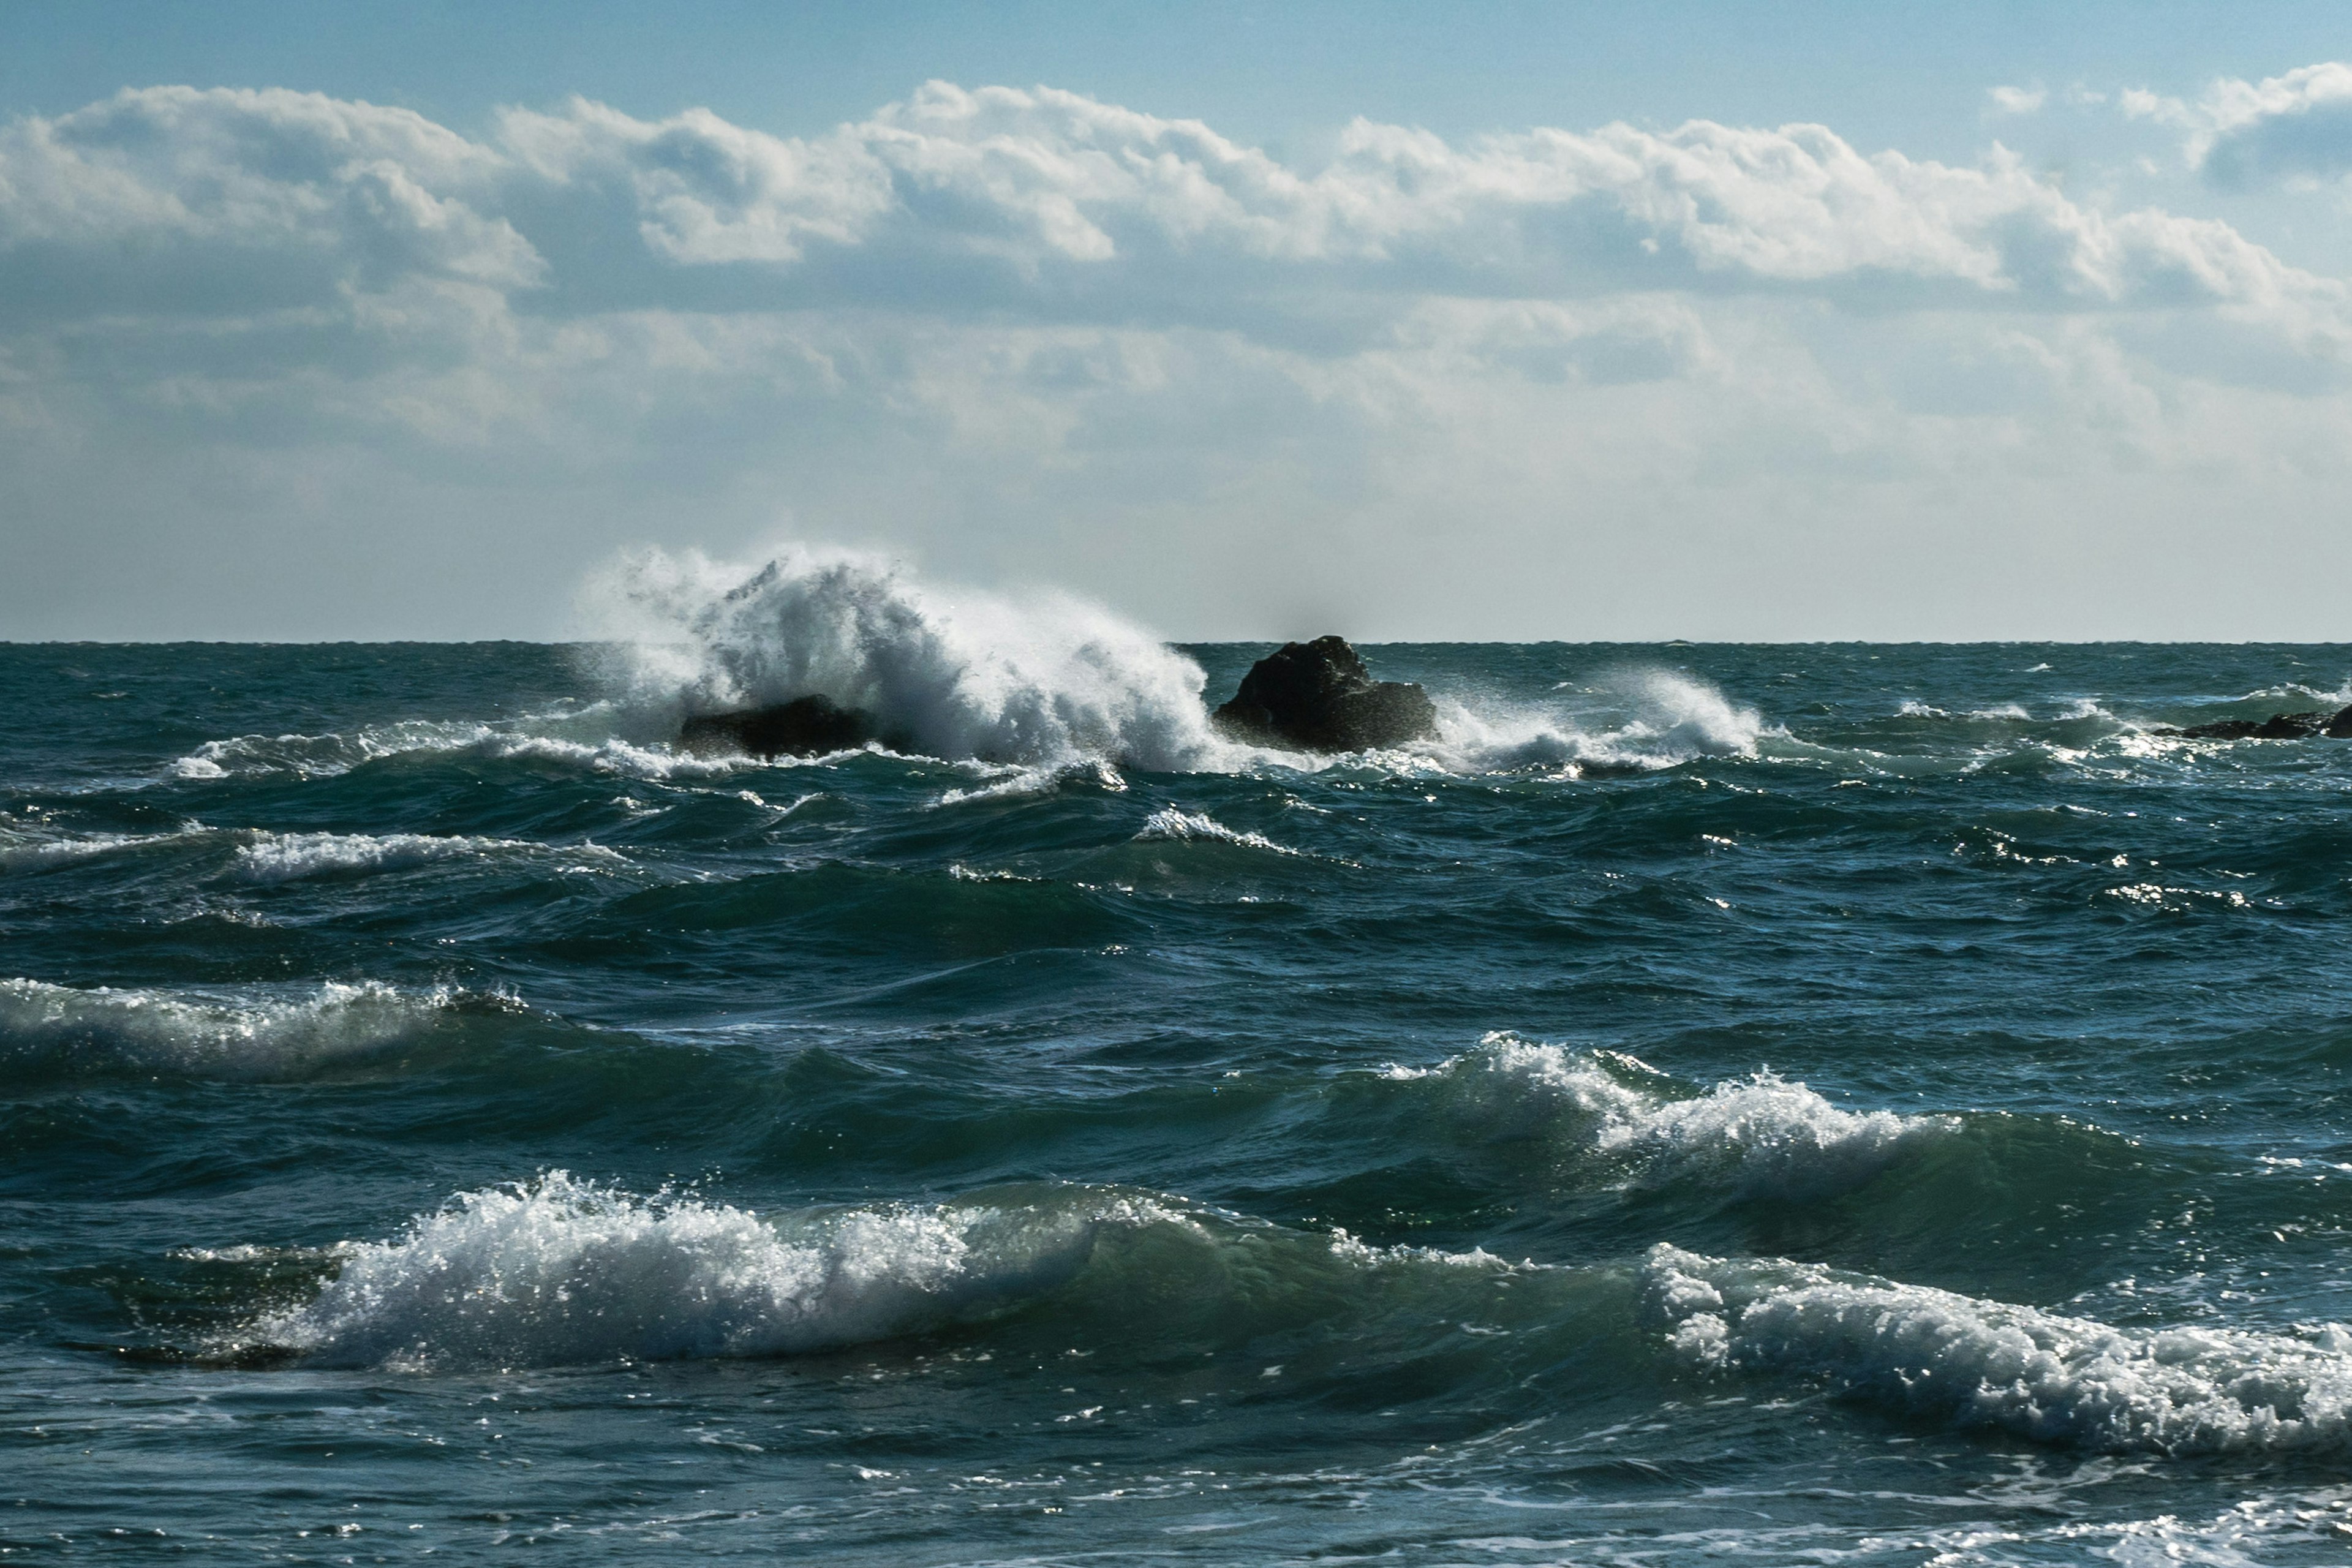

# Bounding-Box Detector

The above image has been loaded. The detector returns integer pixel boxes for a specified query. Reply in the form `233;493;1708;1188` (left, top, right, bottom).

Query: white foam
584;546;1239;772
230;831;626;884
1136;807;1299;856
1403;1035;1950;1198
1642;1246;2352;1453
0;978;470;1079
246;1174;1189;1370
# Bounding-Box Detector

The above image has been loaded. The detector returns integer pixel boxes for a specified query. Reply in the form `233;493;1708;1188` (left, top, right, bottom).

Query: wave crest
243;1174;1191;1369
1431;671;1765;774
1642;1245;2352;1453
231;831;627;883
0;978;480;1079
1395;1035;1950;1197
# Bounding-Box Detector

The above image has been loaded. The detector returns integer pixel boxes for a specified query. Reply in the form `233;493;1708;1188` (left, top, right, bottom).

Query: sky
6;1;2352;641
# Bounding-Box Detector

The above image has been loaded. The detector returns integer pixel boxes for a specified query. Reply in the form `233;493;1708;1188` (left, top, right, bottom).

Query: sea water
7;560;2352;1562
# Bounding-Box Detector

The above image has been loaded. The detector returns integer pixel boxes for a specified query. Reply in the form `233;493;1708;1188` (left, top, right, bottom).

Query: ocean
8;569;2352;1562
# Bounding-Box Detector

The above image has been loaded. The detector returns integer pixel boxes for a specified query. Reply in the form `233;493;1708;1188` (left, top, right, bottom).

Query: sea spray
582;546;1234;771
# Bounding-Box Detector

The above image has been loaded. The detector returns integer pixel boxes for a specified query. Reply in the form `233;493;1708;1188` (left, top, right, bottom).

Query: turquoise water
8;619;2352;1562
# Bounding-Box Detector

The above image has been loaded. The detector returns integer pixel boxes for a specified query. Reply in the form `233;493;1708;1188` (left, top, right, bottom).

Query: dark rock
2326;704;2352;738
1211;635;1438;752
679;695;873;758
2173;710;2326;740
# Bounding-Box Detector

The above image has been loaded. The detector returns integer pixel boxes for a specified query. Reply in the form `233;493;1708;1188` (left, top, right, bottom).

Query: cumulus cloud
3;80;2335;328
2125;61;2352;187
3;80;2352;640
1988;85;2047;116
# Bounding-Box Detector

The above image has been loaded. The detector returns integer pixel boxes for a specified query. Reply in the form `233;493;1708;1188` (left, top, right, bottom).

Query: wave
1389;1035;1952;1199
239;1174;1194;1370
0;978;486;1080
0;827;201;870
230;831;627;884
1427;672;1766;775
1642;1245;2352;1453
1135;807;1299;855
584;546;1235;773
168;718;742;783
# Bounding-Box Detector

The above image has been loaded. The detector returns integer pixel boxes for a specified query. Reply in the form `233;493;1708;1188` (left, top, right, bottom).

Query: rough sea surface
9;596;2352;1561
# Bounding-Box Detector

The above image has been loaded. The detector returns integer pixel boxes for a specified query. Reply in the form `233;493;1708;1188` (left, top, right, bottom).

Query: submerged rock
1210;635;1438;752
678;695;874;758
2163;704;2352;741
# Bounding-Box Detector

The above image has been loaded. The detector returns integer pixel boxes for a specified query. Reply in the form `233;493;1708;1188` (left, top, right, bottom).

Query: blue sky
7;2;2352;639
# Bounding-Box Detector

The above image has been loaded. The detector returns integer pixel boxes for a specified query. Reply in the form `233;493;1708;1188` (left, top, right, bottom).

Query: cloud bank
6;78;2352;638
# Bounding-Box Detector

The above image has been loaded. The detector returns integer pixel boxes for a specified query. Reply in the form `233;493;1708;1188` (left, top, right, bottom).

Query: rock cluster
677;695;874;758
1210;635;1437;752
2163;706;2352;741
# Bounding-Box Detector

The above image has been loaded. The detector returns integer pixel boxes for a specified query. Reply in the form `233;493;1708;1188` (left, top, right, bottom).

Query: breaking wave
240;1174;1192;1370
230;831;627;883
586;547;1236;772
1135;807;1299;855
1642;1246;2352;1453
1430;671;1766;774
1389;1035;1952;1198
0;978;484;1080
169;722;737;783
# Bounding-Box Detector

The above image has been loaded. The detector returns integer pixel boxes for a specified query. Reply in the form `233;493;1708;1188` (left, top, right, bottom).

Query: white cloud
1988;85;2047;116
4;81;2352;639
2125;61;2352;187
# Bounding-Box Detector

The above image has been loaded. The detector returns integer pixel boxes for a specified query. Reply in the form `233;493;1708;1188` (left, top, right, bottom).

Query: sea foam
1642;1246;2352;1453
246;1175;1189;1370
0;978;475;1079
1396;1035;1950;1198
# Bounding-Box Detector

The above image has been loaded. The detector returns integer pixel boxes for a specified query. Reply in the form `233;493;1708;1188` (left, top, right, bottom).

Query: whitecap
1642;1245;2352;1453
0;978;475;1079
1425;671;1766;775
242;1174;1192;1370
1135;807;1299;856
230;831;627;884
1398;1034;1950;1199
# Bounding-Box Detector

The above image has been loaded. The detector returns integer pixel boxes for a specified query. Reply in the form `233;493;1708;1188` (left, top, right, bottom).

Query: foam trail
1642;1246;2352;1453
0;978;473;1079
244;1174;1189;1370
584;546;1236;772
1393;1034;1951;1197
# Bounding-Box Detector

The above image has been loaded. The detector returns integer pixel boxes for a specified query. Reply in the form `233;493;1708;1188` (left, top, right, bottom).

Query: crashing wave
240;1174;1194;1370
1389;1034;1950;1198
1642;1245;2352;1453
584;546;1237;772
0;978;479;1079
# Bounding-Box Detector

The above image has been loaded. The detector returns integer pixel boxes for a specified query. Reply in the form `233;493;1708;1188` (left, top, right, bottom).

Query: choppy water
10;590;2352;1561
